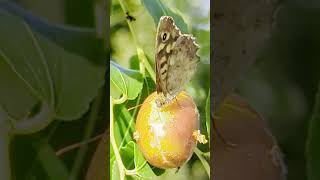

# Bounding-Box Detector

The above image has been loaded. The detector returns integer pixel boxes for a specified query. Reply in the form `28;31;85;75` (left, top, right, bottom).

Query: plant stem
117;0;156;82
194;147;210;177
69;88;103;180
119;93;141;148
110;96;125;180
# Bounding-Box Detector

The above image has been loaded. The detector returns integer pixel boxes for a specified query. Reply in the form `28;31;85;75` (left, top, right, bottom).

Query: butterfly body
155;16;200;107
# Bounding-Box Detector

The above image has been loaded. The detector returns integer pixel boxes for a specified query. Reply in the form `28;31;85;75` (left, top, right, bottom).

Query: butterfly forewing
155;16;180;95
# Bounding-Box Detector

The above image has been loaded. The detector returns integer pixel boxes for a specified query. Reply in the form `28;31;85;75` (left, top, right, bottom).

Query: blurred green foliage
0;1;107;179
235;1;320;180
110;0;210;179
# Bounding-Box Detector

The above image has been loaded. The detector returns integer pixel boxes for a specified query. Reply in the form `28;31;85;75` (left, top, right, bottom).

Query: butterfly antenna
211;112;237;148
127;99;153;111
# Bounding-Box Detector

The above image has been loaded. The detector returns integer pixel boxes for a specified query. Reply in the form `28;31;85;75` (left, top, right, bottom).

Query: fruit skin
135;91;199;169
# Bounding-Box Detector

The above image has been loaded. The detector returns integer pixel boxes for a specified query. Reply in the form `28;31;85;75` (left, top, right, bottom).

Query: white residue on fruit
149;100;172;148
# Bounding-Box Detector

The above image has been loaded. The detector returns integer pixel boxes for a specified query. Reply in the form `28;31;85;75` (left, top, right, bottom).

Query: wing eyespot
161;32;170;42
162;33;167;41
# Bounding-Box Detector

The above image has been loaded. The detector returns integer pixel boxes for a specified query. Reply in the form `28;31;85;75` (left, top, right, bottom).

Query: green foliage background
110;0;210;179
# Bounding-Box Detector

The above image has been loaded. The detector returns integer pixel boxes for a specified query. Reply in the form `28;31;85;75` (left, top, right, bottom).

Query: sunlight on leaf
110;61;143;100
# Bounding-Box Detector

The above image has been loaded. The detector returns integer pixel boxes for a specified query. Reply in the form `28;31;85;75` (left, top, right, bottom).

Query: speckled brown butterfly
155;16;200;107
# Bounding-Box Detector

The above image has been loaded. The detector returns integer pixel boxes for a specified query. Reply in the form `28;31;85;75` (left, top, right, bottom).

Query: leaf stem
194;147;210;177
12;102;54;134
113;94;127;104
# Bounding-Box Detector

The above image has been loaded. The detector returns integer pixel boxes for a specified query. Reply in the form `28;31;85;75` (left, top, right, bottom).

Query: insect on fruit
133;16;207;169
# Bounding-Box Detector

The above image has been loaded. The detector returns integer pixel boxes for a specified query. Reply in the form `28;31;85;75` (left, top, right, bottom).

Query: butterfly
154;16;200;107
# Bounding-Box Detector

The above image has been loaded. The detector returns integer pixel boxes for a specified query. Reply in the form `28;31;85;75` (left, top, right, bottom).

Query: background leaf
31;138;69;180
212;0;276;110
142;0;188;33
110;61;143;100
0;11;106;125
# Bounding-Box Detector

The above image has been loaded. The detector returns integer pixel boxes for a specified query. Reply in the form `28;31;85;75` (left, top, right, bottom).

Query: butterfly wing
155;16;181;95
155;16;199;102
165;34;199;98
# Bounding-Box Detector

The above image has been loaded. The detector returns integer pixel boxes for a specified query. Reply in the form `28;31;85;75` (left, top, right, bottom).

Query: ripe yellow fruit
134;91;200;169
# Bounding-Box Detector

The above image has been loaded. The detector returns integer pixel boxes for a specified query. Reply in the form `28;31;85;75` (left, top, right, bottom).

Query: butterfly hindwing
166;34;199;98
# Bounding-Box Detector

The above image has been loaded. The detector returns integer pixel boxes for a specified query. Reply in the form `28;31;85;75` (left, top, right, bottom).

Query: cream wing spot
169;57;175;65
158;43;166;53
160;56;167;65
166;43;172;53
161;64;168;74
172;42;176;48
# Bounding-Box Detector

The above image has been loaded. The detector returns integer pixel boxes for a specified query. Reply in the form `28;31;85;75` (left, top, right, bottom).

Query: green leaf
113;105;135;148
110;61;143;100
0;11;54;107
0;11;106;134
307;84;320;180
205;89;210;143
142;0;188;33
0;52;39;120
120;141;135;169
38;33;105;120
134;142;156;178
31;139;69;180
